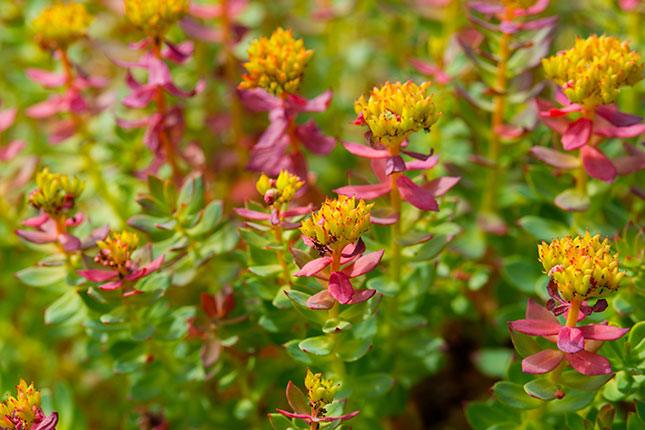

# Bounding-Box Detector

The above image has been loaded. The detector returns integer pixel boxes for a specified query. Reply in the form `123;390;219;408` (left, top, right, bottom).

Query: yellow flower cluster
0;380;42;430
354;81;439;148
124;0;190;36
29;168;84;216
96;231;140;274
256;170;304;206
32;2;91;50
538;232;624;301
300;196;372;253
542;35;643;106
304;369;339;409
502;0;536;9
239;28;314;96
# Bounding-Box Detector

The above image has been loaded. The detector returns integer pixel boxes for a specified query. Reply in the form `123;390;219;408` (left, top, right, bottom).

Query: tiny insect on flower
0;380;59;430
28;168;84;217
542;35;643;107
32;2;91;51
239;27;314;96
124;0;190;37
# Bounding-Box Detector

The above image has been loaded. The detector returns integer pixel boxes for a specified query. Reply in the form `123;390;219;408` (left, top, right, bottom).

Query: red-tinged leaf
26;68;66;88
180;17;221;42
341;239;365;258
201;293;218;318
0;107;17;132
285;381;309;414
328;272;354;304
525;299;559;323
98;280;124;291
595;123;645;139
348;289;376;304
595;105;642;127
344;250;384;278
298;90;332;112
562;118;592;150
557;326;585;353
578;324;629;341
565;350;612;375
294;257;332;277
233;208;271;221
275;409;313;421
581;145;617;182
78;269;118;283
306;290;335;310
22;213;50;228
15;229;57;244
509;319;561;336
426;176;460;196
316;410;360;422
530;146;580;169
296;120;336;154
396;176;438;211
409;58;450;84
522;350;564;374
335;182;391;200
343;141;390;159
236;88;281;112
370;213;399;225
406;155;439;171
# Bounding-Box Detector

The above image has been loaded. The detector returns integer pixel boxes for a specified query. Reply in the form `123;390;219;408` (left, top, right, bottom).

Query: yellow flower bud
239;28;314;96
255;170;304;206
32;2;92;50
124;0;190;37
29;168;84;216
304;369;339;408
0;380;42;430
538;232;624;301
300;196;372;253
355;81;439;149
96;231;140;274
542;35;643;107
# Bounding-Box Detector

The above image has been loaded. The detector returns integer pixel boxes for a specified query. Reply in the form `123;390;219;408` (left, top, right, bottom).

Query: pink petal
557;326;585;353
26;68;66;88
335;182;391;200
348;289;376;304
295;121;336;154
396;176;439;211
0;107;17;132
530;146;580;169
305;290;335;310
562;118;593;151
406;155;439;171
565;350;612;375
525;299;558;324
426;176;460;197
581;145;617;182
509;319;561;336
98;280;124;291
578;324;629;341
344;250;384;278
343;141;390;159
237;88;281;112
328;271;354;304
78;269;119;283
522;349;564;374
294;256;332;277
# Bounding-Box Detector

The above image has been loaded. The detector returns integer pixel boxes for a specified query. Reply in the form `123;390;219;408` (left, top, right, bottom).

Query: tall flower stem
389;146;402;282
566;299;581;328
58;49;125;226
481;7;513;216
151;38;182;184
273;222;292;287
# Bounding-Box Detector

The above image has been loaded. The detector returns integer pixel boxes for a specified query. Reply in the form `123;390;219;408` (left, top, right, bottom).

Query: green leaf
493;382;542;410
337;337;371;362
15;265;67;287
186;201;223;237
518;216;569;241
249;264;283;277
559;370;613;391
564;412;587;430
45;290;84;325
411;235;448;261
201;224;239;255
510;330;542;357
627;412;645;430
466;401;517;430
474;348;513;378
322;319;351;334
366;275;398;296
545;388;594;414
285;340;314;365
501;256;543;294
554;189;590;212
272;286;292;309
128;214;170;234
352;373;394;398
268;413;296;430
523;378;559;400
177;175;204;218
298;336;333;356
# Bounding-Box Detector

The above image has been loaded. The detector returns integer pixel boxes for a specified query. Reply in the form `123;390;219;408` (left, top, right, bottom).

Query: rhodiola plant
0;380;58;430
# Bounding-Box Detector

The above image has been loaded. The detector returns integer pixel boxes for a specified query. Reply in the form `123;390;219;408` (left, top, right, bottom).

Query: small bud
304;369;339;408
256;170;304;206
32;2;92;50
29;168;84;216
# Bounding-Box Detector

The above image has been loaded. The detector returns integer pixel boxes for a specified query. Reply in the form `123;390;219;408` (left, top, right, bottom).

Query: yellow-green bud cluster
355;81;439;148
32;2;91;50
542;35;643;107
239;27;314;96
304;369;339;409
0;380;42;430
96;231;140;274
502;0;536;9
538;232;624;301
124;0;190;37
29;168;84;216
300;196;372;253
256;170;304;206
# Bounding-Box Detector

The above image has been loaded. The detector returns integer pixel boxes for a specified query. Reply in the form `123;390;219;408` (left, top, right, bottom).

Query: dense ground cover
0;1;643;429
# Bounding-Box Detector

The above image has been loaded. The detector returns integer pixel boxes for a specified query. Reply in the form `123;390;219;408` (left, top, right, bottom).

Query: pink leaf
126;255;164;281
26;68;66;88
78;269;119;283
426;176;460;197
98;280;124;291
396;176;439;211
348;289;376;304
233;208;271;221
581;145;617;182
0;139;25;161
296;121;336;154
328;272;354;304
530;146;580;169
522;349;564;374
276;409;314;421
578;324;629;341
344;250;384;278
557;326;585;353
565;350;612;375
15;229;57;244
525;299;559;324
285;381;309;414
594;123;645;139
335;182;391;200
237;88;281;112
509;319;561;336
343;141;390;159
409;58;450;85
562;118;592;150
23;213;50;228
26;95;67;119
305;290;335;310
595;105;642;127
295;257;332;277
286;90;332;113
0;107;17;132
406;155;439;171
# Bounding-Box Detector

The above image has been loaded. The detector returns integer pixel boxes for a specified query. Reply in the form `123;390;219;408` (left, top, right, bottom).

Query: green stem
273;221;292;287
389;167;402;281
327;251;345;380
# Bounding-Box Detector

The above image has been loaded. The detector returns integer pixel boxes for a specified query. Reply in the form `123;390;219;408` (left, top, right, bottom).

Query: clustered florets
542;35;643;106
538;232;624;302
501;0;536;9
256;170;304;206
32;2;92;50
95;231;140;276
124;0;190;37
354;81;439;148
304;369;340;412
239;27;314;96
28;168;84;217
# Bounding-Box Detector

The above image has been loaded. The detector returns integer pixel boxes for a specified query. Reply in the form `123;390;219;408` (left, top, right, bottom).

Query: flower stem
273;222;292;287
389;144;402;281
327;250;345;380
566;299;581;327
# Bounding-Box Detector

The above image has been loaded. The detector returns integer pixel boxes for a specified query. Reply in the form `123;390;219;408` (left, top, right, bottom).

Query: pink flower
509;300;628;375
535;94;645;182
237;88;336;179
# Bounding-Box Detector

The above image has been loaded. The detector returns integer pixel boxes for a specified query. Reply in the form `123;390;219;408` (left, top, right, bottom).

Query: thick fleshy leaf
557;326;585;353
295;257;332;277
285;381;309;414
581;145;617;182
256;109;288;148
15;229;57;244
565;350;612;375
525;299;558;323
530;146;580;169
98;280;124;291
594;123;645;139
26;95;67;118
282;204;313;217
59;234;82;252
396;176;439;211
341;239;365;258
286;90;332;113
296;121;336;154
0;140;25;161
385;156;407;175
469;1;504;14
335;182;391;200
343;141;390;159
180;17;222;42
306;290;335;310
163;41;194;63
426;176;460;196
578;324;629;341
328;272;354;304
522;349;563;374
554;189;590;212
562;118;592;150
409;58;450;84
23;213;50;228
510;319;561;336
127;255;164;281
236;88;281;112
344;250;384;278
26;69;66;88
0;107;17;132
348;289;376;304
234;208;272;221
275;409;314;421
596;105;642;127
78;269;118;283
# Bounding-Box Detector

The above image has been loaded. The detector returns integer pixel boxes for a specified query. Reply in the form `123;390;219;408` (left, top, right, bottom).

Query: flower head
300;196;372;253
29;168;84;217
32;2;91;50
542;35;643;107
95;231;140;276
124;0;190;36
354;81;439;148
0;380;58;430
239;28;314;96
502;0;536;9
256;170;304;206
304;369;340;409
538;232;624;302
